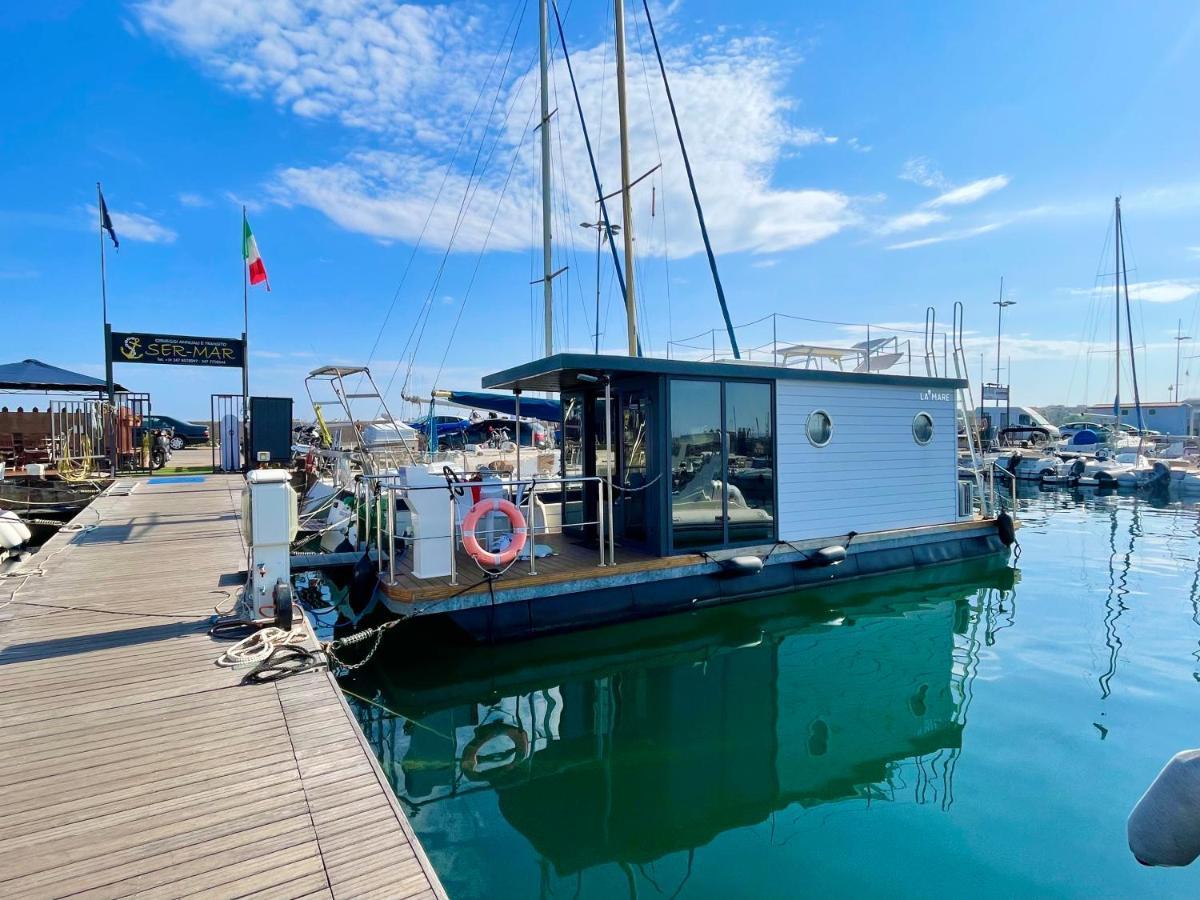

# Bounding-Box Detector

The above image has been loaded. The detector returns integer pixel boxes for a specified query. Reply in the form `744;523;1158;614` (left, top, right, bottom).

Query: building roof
0;358;125;392
483;353;968;393
1085;401;1192;409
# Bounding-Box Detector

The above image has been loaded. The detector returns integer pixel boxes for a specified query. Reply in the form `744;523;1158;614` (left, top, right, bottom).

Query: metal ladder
949;302;992;517
923;307;940;377
303;366;418;474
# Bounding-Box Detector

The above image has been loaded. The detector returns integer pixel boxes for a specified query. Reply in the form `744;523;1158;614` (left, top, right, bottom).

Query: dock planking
0;474;445;899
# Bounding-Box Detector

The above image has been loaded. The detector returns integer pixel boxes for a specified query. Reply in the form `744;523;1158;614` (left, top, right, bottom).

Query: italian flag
242;216;270;290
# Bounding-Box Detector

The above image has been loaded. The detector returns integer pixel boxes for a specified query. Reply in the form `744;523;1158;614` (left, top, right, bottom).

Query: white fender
1129;749;1200;867
0;509;31;549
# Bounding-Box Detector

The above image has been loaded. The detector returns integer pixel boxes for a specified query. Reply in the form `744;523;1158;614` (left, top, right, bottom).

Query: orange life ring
461;721;530;778
461;497;527;568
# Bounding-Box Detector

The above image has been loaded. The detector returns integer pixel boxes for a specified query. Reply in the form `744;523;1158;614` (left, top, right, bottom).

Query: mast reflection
345;556;1019;880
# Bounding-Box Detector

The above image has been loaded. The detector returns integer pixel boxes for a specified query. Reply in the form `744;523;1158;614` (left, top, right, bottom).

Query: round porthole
806;410;833;447
913;411;934;445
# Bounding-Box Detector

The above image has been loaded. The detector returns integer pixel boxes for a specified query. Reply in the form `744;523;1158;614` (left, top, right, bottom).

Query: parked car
1060;420;1161;440
142;415;210;450
1059;420;1112;440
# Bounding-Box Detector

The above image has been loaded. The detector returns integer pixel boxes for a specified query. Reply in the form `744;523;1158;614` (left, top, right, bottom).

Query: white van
974;405;1061;440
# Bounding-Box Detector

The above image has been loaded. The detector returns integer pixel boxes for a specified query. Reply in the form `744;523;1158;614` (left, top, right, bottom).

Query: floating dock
0;474;445;898
378;519;1006;637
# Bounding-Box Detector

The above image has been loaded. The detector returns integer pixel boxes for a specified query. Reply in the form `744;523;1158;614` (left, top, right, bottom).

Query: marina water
343;485;1200;898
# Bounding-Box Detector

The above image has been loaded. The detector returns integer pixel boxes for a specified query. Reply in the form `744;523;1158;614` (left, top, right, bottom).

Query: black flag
98;189;119;250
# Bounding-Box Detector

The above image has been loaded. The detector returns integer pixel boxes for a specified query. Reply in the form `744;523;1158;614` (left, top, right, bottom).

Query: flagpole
98;183;109;331
99;182;117;477
242;206;250;461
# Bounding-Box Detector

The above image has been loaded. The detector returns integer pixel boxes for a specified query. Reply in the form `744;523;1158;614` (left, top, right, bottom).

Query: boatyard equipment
242;468;298;620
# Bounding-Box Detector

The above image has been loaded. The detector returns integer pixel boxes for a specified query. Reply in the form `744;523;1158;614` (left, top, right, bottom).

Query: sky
3;0;1200;419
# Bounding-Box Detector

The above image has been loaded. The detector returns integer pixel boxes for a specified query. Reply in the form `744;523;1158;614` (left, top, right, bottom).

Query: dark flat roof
482;353;968;393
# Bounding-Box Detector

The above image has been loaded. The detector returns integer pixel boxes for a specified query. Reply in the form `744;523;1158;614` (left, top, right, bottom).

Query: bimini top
0;358;125;392
482;353;968;394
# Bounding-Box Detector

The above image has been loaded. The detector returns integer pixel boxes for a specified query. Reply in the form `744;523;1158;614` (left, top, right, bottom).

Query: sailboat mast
614;0;638;356
1114;196;1121;418
1118;196;1145;432
538;0;554;357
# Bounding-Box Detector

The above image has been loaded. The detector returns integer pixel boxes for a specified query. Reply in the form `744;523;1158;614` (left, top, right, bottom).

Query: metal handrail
352;472;615;586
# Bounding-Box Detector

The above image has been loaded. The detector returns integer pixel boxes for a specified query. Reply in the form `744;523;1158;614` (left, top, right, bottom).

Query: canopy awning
0;359;125;392
440;390;561;420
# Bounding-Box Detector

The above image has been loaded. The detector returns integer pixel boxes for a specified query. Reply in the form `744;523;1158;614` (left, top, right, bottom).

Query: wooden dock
0;474;446;899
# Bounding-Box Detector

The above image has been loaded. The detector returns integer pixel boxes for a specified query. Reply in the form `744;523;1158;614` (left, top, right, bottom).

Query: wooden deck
0;474;446;899
379;534;704;603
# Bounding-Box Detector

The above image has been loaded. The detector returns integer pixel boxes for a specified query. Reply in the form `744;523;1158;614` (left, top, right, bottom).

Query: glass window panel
806;410;832;447
913;412;934;445
725;382;774;543
670;380;723;550
620;393;651;542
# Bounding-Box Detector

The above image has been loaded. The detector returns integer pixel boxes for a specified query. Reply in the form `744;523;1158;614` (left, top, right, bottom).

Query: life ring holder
461;721;530;780
461;498;527;570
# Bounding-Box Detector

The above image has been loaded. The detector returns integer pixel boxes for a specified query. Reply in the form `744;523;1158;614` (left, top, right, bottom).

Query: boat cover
443;390;561;420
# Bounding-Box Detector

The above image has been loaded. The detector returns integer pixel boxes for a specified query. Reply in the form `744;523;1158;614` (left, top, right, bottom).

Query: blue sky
3;1;1200;418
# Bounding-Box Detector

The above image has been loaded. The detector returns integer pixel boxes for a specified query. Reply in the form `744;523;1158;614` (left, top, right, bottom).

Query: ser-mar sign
111;331;246;368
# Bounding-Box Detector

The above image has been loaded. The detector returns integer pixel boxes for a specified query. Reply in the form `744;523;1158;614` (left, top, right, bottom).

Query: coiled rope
214;626;308;669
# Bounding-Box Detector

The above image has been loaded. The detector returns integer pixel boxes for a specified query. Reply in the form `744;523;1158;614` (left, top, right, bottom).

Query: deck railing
353;472;615;587
665;312;950;377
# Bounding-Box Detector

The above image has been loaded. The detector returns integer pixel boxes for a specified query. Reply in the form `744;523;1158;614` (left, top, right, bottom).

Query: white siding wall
776;380;958;541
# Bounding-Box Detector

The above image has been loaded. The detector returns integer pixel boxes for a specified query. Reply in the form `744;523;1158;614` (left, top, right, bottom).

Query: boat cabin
483;353;971;558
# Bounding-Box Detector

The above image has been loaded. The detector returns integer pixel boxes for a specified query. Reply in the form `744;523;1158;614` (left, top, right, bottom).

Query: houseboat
339;349;1011;639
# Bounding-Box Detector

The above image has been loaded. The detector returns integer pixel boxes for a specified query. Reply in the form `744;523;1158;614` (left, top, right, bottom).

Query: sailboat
1064;198;1163;488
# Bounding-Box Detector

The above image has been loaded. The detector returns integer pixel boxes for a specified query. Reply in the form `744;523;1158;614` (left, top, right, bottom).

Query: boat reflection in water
343;556;1018;896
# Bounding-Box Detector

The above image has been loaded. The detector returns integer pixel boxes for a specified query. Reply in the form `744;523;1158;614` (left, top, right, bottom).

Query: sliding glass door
669;379;774;551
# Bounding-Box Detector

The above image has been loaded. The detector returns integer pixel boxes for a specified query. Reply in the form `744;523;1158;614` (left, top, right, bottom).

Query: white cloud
224;191;265;213
134;1;490;140
899;157;948;190
136;0;857;257
1188;246;1200;258
751;258;779;269
1070;279;1200;304
882;161;1009;243
86;205;177;243
877;210;947;235
886;222;1003;251
178;192;210;207
926;175;1010;208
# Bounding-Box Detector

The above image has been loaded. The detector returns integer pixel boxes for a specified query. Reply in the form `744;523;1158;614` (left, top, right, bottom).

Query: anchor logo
120;336;144;360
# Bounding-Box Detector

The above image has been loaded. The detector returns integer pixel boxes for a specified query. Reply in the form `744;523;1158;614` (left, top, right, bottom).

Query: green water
342;486;1200;898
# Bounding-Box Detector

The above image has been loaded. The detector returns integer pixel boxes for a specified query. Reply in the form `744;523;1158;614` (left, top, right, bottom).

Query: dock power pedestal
241;469;299;621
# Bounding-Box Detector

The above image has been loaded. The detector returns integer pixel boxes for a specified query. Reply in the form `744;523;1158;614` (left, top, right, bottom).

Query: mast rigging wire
382;0;533;401
360;0;530;401
550;0;639;354
434;88;544;388
640;0;739;360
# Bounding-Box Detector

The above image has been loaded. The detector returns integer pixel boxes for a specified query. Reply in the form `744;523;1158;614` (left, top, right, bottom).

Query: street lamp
580;219;621;354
